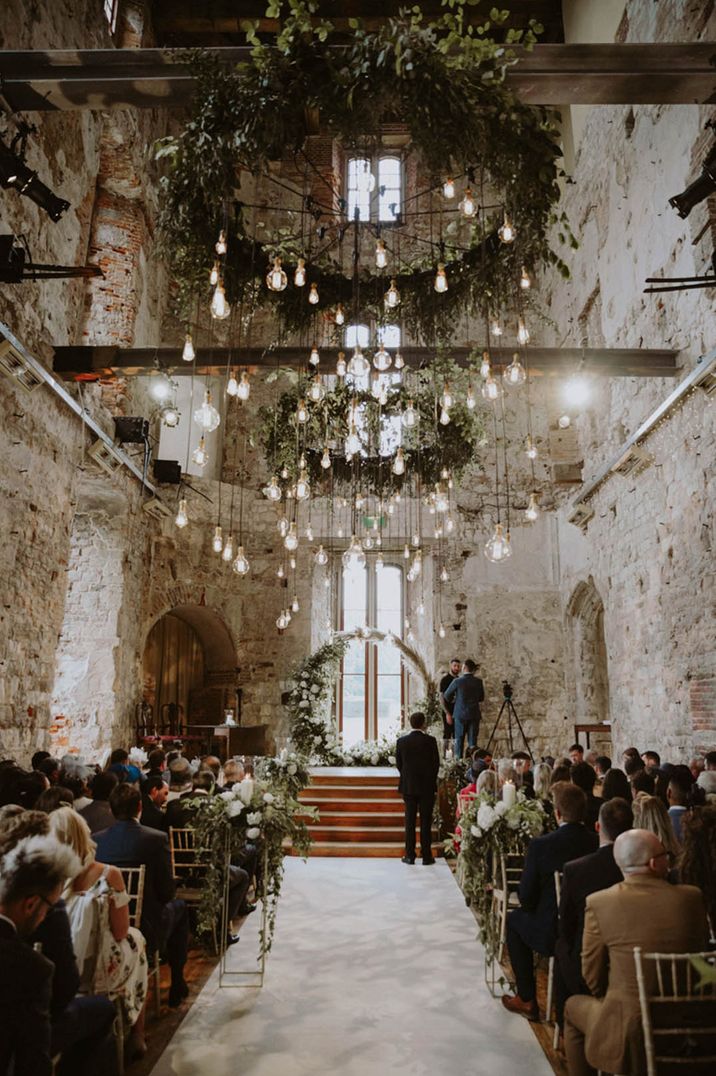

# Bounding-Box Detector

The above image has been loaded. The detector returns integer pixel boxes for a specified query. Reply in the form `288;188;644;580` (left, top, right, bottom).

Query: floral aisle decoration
450;790;548;959
188;772;315;954
285;636;349;762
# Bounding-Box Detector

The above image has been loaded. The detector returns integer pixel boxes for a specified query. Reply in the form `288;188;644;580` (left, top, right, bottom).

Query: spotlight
0;127;70;222
669;139;716;219
562;375;590;409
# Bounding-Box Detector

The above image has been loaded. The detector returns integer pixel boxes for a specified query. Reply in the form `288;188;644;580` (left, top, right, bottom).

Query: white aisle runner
150;857;553;1076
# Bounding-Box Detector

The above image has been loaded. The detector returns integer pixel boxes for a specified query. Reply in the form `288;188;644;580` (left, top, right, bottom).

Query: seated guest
106;748;130;784
199;755;222;783
564;829;709;1076
570;762;601;829
167;757;193;802
38;757;61;786
551;761;572;785
689;755;705;782
95;783;189;1008
641;750;660;773
633;794;680;872
141;775;169;832
0;831;84;1076
220;757;245;792
79;771;118;834
31;750;51;771
678;805;716;933
667;764;696;842
512;752;535;798
501;782;598;1020
555;797;633;1003
624;755;646;781
622;746;640;767
696;751;716;798
601;767;631;803
50;807;148;1057
594;755;611;779
532;762;554;818
0;765;48;809
165;769;215;830
0;813;116;1076
144;748;166;782
630;768;656;799
35;785;74;813
568;744;584;766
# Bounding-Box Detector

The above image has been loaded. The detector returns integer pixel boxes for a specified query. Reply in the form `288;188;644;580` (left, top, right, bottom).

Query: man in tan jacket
564;828;708;1076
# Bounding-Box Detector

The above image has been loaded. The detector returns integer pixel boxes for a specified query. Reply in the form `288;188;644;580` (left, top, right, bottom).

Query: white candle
239;776;255;805
503;781;516;808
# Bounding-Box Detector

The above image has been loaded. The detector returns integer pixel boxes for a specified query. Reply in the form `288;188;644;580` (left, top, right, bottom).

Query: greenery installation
259;354;485;491
155;1;573;341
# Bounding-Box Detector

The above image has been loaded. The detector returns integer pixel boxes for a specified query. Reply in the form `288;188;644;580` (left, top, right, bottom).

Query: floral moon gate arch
285;628;437;763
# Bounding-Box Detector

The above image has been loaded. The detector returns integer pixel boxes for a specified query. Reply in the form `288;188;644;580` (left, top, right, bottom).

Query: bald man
564;829;708;1076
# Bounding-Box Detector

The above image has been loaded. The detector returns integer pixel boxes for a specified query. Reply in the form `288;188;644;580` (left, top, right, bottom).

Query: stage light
669;140;716;219
0;137;70;222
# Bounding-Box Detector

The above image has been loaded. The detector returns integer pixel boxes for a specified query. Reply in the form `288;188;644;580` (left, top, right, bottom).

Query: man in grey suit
443;659;485;758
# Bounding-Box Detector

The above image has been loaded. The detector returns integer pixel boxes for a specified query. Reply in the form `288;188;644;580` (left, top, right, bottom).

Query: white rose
299;700;310;709
219;791;234;803
226;800;245;819
231;782;243;795
388;756;396;765
246;811;262;825
370;755;379;765
506;815;520;830
263;792;275;804
495;801;508;817
477;803;496;831
470;825;482;838
246;827;260;839
310;684;320;694
287;763;297;775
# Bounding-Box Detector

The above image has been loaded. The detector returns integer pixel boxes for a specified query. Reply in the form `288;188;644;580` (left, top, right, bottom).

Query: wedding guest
199;755;222;783
0;833;82;1075
167;757;193;802
442;660;485;759
532;762;554;818
438;658;462;743
144;748;166;782
584;749;600;769
563;829;708;1076
38;757;61;785
95;783;189;1008
630;768;656;798
594;755;611;779
220;758;245;792
667;765;695;842
551;761;572;785
570;763;600;829
501;783;598;1021
601;767;630;803
641;750;660;773
31;750;51;771
678;806;716;934
632;794;680;869
35;785;74;813
696;751;716;798
141;775;169;832
568;744;584;766
622;746;641;767
624;754;646;780
79;771;118;835
50;807;148;1058
165;768;215;830
395;711;440;865
689;755;705;782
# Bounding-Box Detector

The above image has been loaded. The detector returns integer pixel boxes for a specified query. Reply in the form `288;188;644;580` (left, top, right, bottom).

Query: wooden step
298;811;409;827
307;826;437;843
300;786;402;800
309;772;398;787
299;797;404;813
304;842;443;858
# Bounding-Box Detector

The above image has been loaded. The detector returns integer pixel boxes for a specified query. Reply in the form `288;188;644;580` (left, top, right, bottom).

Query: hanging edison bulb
192;436;209;469
481;373;501;402
348;346;369;377
373;344;391;371
175;497;188;529
345;423;361;457
503;353;527;387
294;257;307;287
320;445;331;470
335;303;345;326
364;533;374;551
336;351;347;378
210;281;230;320
392;447;406;476
212;525;223;554
375;239;387;269
308;283;319;305
387;500;395;516
305;521;314;542
295;469;311;501
439;407;451;426
315;544;328;566
411;549;423;576
434;263;448;293
291;594;300;613
466;384;476;411
370;374;383;400
490;316;503;338
277;562;285;579
434;484;449;513
438;622;446;639
520;265;531;290
525;435;538;460
517;318;530;346
222;534;234;563
296;399;309;424
558;413;571;429
215;229;227;255
484;523;512;562
459;188;477;218
384;279;400;309
402;399;417;428
263;475;282;502
440;383;453;410
342;535;365;568
226;372;239;397
443;177;455;199
446;515;455;534
356;160;375;193
403;544;411;560
480;352;491;380
284;522;299;551
232;546;250;575
498;213;516;243
266;257;287;292
440;565;449;583
376;551;385;571
160;403;180;428
394;351;405;370
276;610;288;631
525;493;539;523
193;390;221;432
281;465;289;479
209;261;219;287
236;371;250;401
308;375;325;403
182;333;196;363
309;345;320;367
277;515;289;538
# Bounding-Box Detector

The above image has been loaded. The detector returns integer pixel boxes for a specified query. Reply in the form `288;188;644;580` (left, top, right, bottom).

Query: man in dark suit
570;761;601;829
78;770;117;834
501;782;599;1020
0;834;79;1075
141;774;169;832
95;782;190;1008
395;711;440;865
442;659;485;758
438;658;462;743
555;796;633;1015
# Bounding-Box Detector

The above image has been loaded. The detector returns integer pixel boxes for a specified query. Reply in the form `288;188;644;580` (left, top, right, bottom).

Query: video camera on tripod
485;678;533;760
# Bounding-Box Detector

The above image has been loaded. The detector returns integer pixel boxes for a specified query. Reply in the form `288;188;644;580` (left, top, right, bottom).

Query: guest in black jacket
141;775;169;832
395;712;440;865
501;782;599;1021
95;783;190;1008
79;771;118;835
554;796;633;1013
569;762;601;829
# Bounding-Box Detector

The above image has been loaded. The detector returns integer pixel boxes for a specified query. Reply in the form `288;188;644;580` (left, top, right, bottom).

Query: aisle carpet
150;857;553;1076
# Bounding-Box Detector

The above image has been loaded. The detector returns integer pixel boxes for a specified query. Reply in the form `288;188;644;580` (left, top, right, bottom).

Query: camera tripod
484;683;533;761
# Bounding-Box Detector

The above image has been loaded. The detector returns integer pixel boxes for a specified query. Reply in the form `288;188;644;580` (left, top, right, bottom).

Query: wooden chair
118;865;161;1020
492;851;525;965
634;948;716;1076
169;826;218;953
546;870;562;1044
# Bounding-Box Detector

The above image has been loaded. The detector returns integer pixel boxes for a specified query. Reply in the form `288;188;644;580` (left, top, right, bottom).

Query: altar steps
296;767;441;858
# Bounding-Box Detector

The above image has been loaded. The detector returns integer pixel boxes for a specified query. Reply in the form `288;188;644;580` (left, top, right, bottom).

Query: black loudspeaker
114;416;149;443
153;459;182;484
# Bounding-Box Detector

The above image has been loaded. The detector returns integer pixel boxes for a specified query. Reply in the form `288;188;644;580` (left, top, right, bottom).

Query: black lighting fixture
0;119;70;222
668;132;716;219
0;234;102;282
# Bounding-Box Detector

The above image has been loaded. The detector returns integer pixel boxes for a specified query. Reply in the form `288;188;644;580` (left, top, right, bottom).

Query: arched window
346;155;403;223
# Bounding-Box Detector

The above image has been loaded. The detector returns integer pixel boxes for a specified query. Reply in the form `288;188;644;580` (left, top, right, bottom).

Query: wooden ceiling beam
52;346;680;381
0;44;713;111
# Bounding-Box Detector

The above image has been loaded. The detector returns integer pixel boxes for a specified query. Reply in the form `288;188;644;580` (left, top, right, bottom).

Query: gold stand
219;834;269;990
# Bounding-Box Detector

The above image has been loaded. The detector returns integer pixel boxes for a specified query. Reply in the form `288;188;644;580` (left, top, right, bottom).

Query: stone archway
566;578;610;726
142;604;238;733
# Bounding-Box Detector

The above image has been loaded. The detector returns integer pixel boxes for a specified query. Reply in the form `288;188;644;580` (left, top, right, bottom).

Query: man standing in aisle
396;712;440;865
443;659;485;758
438;658;462;745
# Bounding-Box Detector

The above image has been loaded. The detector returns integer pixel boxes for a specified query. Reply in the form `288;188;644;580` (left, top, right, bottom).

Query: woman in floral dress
49;807;148;1058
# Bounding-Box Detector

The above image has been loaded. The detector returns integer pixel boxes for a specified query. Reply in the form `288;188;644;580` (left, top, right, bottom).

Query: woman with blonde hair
632;794;681;862
48;806;148;1058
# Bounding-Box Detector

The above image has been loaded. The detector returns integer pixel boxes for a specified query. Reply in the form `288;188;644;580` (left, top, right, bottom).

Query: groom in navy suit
395;711;441;865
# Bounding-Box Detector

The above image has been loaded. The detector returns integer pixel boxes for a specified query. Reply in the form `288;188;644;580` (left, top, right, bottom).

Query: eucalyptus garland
260;357;485;493
155;2;573;339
